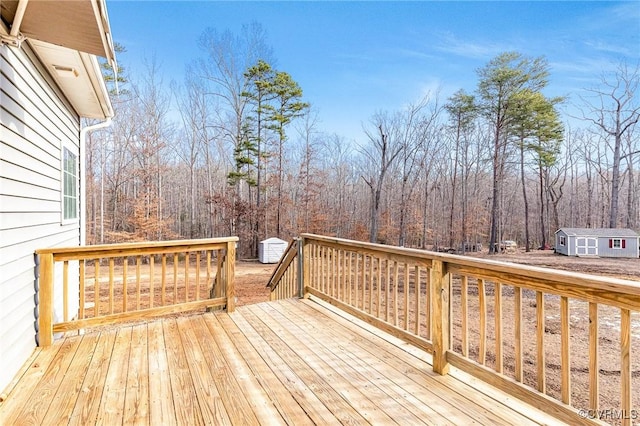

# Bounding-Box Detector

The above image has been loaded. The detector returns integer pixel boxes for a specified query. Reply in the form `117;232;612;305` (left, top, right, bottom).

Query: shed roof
260;237;287;244
556;228;639;237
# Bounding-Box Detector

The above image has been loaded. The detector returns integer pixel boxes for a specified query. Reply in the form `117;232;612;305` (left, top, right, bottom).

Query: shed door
576;237;597;256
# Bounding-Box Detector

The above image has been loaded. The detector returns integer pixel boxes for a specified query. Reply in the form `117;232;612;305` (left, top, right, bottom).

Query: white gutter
80;118;112;246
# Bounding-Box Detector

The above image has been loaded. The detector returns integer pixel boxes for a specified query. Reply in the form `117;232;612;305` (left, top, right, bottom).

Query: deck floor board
0;298;570;425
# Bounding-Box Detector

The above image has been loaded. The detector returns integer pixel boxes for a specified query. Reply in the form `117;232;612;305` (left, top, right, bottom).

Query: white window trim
612;238;622;249
559;236;566;246
61;142;79;224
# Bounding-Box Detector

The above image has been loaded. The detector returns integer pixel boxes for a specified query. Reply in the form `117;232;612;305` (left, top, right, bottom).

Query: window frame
611;238;625;249
61;144;79;224
559;235;566;246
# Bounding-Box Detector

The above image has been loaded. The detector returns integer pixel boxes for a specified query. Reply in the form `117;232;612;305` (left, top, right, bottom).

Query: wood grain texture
3;299;588;426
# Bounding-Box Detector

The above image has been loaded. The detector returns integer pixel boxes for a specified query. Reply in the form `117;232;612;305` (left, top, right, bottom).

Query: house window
559;236;566;246
62;147;78;221
609;238;625;249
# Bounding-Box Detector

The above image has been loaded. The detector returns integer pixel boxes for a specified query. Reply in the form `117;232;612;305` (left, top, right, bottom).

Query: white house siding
0;43;81;392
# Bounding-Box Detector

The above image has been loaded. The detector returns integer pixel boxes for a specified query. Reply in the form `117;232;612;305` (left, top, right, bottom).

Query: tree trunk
538;164;546;249
520;141;531;251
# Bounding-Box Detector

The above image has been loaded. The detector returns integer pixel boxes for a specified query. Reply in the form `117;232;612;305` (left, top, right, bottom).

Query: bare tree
580;61;640;228
394;94;442;246
360;113;403;243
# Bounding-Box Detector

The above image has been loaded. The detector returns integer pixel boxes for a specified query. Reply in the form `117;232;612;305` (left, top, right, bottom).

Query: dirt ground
470;249;640;282
234;260;277;306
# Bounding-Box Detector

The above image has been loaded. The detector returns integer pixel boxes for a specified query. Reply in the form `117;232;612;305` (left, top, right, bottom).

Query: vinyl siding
554;230;570;256
0;42;81;393
555;228;639;258
597;237;639;258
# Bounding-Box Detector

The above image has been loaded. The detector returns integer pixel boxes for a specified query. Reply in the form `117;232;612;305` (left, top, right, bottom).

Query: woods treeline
86;23;640;258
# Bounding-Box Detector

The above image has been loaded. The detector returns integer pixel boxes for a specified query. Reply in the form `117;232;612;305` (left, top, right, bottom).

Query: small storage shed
259;237;288;263
555;228;639;258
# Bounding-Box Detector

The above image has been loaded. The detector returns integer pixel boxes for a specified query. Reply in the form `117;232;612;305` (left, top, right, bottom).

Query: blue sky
107;1;640;142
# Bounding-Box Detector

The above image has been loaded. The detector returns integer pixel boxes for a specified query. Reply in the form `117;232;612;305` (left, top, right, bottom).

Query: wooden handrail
36;237;238;346
296;233;639;426
266;238;300;300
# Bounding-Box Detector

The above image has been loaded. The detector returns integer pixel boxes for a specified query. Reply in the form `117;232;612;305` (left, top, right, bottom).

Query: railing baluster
495;281;503;373
95;260;101;316
560;296;570;405
334;249;339;299
414;266;420;336
63;260;69;322
620;308;631;426
369;255;374;314
404;263;409;331
354;253;359;309
361;255;366;312
478;278;486;365
514;286;522;382
123;258;128;312
339;249;345;301
392;261;398;325
136;256;141;310
321;246;326;294
196;252;201;301
536;291;545;393
589;302;599;411
461;275;468;357
162;254;167;305
149;255;155;309
376;257;382;318
174;253;179;304
425;268;431;340
206;250;212;300
79;260;85;320
184;252;189;303
109;258;115;314
385;260;391;322
216;251;223;300
347;251;353;305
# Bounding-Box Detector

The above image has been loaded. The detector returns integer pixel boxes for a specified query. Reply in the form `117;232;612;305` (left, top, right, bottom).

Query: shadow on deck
0;297;563;425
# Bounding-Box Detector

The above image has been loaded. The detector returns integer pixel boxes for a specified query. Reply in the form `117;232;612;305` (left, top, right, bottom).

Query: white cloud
433;31;512;60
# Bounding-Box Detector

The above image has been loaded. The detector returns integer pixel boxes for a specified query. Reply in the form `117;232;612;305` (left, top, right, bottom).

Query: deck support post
38;252;54;347
225;241;236;312
431;259;450;375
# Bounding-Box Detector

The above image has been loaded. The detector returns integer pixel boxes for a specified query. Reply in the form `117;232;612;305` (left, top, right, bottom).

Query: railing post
431;259;450;375
38;253;54;347
302;237;311;298
225;240;236;312
297;238;305;298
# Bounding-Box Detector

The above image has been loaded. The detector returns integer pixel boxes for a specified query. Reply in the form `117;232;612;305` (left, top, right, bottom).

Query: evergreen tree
476;52;550;253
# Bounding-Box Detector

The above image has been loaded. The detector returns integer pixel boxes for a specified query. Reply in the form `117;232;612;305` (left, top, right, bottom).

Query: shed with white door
554;228;639;258
259;237;288;263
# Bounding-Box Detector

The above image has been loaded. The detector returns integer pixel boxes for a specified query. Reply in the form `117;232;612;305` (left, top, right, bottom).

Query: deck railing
36;237;237;346
266;238;301;300
268;233;640;426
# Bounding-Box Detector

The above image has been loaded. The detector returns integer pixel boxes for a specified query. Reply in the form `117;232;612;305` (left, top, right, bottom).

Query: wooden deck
1;297;566;425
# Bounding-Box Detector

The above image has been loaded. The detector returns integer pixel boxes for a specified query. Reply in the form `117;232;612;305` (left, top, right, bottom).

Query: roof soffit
1;0;115;65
